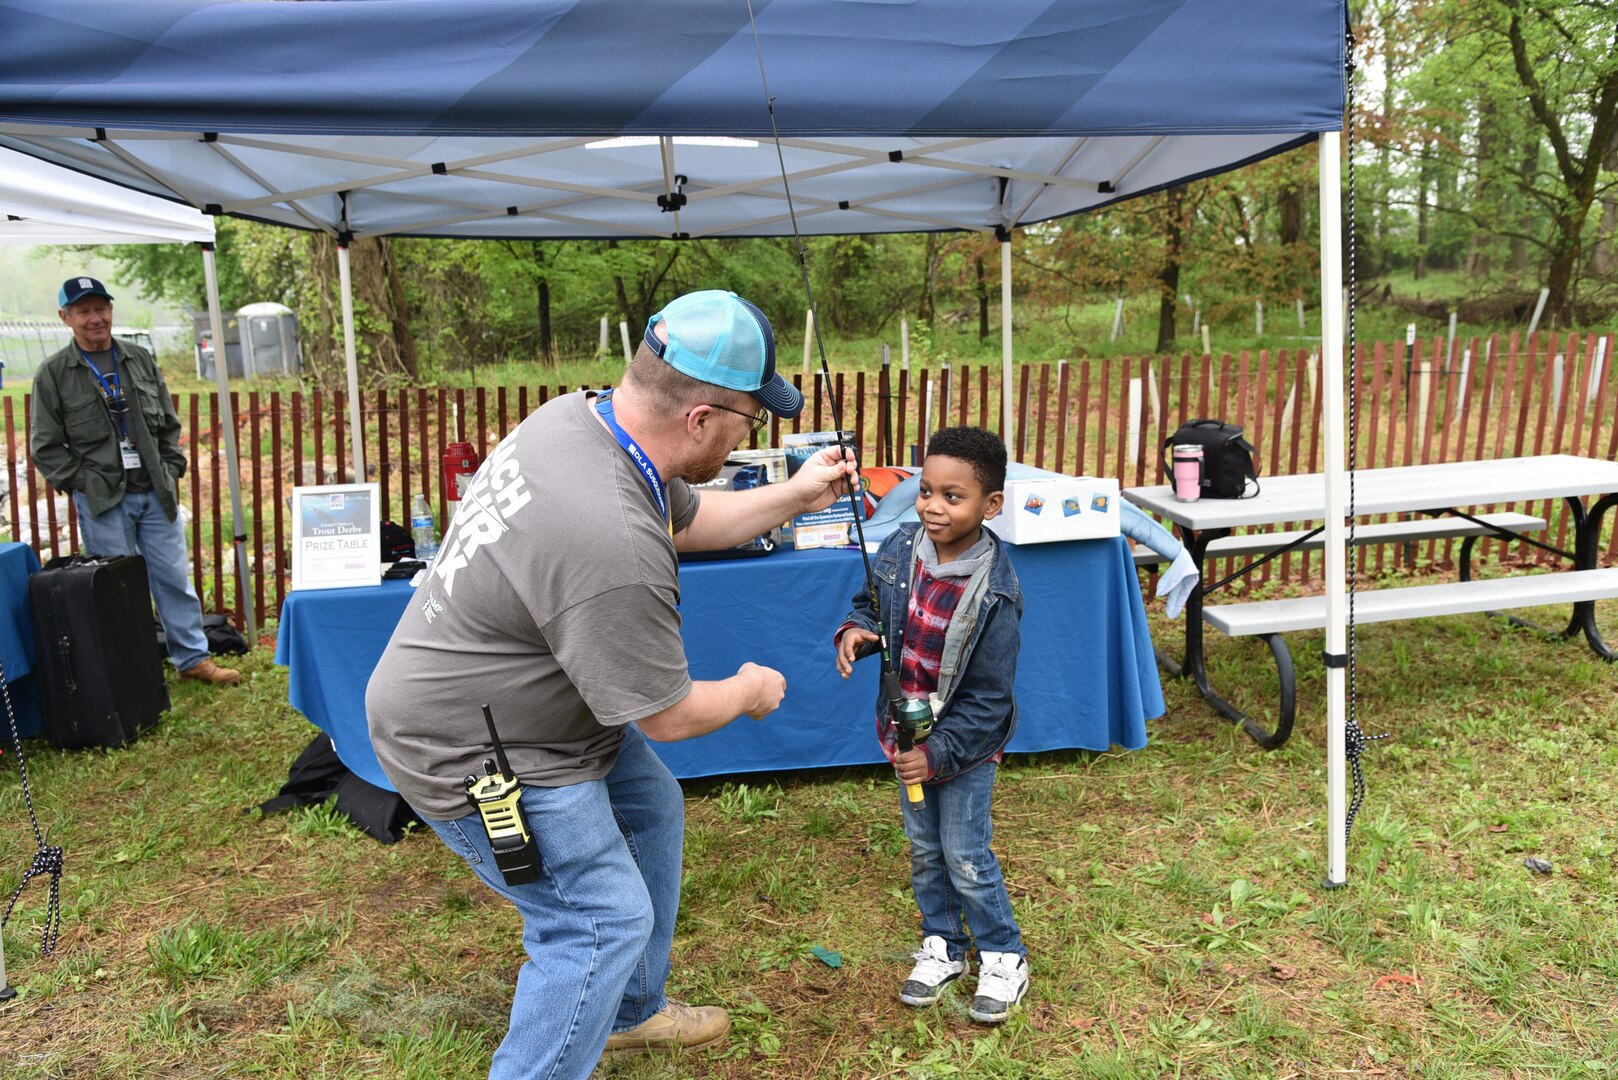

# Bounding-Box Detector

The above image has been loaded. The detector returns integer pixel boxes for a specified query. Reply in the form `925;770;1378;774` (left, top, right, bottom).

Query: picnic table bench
1124;456;1618;750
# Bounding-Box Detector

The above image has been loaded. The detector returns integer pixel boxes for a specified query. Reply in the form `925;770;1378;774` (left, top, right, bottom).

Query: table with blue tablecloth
275;537;1165;791
0;541;44;741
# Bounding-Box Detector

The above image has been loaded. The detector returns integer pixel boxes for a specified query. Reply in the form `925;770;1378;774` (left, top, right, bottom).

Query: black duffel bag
1162;419;1261;499
155;611;250;658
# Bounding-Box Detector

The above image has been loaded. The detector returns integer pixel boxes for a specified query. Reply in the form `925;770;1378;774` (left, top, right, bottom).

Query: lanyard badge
81;348;140;467
595;390;671;535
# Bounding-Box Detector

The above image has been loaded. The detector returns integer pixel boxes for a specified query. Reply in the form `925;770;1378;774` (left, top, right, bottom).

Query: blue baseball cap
645;290;803;418
59;276;114;308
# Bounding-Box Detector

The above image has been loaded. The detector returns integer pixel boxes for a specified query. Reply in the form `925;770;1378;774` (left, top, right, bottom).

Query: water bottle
410;492;439;562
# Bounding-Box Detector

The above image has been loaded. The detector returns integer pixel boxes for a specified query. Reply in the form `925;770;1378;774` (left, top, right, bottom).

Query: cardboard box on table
985;476;1120;544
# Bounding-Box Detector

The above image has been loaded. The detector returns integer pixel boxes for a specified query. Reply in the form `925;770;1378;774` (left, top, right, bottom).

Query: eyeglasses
690;402;768;435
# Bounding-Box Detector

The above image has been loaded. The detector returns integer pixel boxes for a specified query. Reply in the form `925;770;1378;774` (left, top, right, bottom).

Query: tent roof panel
0;0;1344;239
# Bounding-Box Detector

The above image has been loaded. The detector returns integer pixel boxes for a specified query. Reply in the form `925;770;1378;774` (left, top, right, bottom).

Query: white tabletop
1122;455;1618;531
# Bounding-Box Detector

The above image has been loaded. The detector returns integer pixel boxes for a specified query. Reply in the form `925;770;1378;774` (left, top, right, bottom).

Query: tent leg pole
1001;238;1014;456
336;242;365;482
201;244;256;645
1318;131;1348;888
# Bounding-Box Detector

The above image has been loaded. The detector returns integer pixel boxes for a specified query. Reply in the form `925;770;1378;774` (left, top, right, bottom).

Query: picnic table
1124;454;1618;748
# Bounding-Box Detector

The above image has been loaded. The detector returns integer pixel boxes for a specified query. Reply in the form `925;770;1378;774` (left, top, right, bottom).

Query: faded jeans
902;759;1024;962
425;725;683;1080
71;489;210;671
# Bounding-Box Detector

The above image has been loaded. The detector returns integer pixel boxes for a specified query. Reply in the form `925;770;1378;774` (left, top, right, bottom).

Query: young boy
834;426;1028;1024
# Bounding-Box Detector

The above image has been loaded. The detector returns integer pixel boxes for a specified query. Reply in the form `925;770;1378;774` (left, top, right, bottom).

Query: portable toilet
236;302;302;377
194;311;244;379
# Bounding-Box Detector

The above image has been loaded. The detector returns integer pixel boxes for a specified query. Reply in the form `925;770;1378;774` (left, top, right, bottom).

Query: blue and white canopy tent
0;0;1358;883
0;147;213;246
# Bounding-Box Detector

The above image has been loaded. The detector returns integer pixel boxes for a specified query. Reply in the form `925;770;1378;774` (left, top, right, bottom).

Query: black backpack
1162;419;1261;499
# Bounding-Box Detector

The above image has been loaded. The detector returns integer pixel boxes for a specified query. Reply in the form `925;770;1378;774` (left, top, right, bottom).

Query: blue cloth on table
276;539;1164;793
0;542;44;740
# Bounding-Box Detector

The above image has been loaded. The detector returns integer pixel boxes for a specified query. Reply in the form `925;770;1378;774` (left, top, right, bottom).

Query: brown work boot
602;1000;730;1053
179;658;241;686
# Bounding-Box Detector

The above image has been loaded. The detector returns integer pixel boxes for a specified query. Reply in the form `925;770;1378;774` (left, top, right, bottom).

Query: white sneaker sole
968;983;1028;1023
899;973;962;1007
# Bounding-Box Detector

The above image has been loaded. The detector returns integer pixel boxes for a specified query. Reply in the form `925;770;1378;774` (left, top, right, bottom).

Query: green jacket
29;337;187;521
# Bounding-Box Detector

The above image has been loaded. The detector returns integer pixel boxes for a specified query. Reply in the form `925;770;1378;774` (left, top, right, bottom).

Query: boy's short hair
924;426;1007;494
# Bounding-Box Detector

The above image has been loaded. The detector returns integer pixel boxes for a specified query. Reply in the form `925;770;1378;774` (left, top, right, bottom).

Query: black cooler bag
28;554;171;749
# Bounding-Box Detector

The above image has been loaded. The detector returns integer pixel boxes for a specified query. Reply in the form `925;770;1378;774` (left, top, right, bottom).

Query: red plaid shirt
873;557;967;765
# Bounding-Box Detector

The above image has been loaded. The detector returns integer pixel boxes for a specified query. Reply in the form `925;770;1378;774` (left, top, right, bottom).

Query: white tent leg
336;242;366;481
1001;238;1014;456
1318;131;1348;887
201;244;256;644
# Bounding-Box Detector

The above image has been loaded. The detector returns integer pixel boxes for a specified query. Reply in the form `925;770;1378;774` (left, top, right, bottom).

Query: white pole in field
1297;297;1306;330
1126;377;1142;466
1588;336;1607;406
1446;311;1458;365
803;308;814;376
207;243;257;643
618;320;632;364
1192;309;1201;336
1145;360;1160;426
1318;130;1349;889
1001;239;1015;455
922;377;934;448
334;244;364;483
1201;323;1211;358
1255;300;1264;336
1526;287;1550;338
1417;363;1432;450
1457;347;1472;414
599;315;609;356
1110;297;1125;342
0;930;12;1005
1552;354;1564;408
900;316;910;372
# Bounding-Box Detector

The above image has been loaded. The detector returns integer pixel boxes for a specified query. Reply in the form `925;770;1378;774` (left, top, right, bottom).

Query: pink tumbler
1172;444;1204;502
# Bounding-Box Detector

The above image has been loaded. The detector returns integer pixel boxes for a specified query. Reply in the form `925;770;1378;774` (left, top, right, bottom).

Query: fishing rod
745;1;932;807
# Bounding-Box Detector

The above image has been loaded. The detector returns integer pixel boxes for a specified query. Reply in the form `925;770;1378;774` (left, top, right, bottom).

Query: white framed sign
290;483;381;591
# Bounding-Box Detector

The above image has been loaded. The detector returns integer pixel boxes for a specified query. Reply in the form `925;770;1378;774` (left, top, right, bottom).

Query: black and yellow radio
464;704;542;886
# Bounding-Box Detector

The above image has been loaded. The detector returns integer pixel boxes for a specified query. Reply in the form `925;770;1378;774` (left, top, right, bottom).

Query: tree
1498;1;1618;320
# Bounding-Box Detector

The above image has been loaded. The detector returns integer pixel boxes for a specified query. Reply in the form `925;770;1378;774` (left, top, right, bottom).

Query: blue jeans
902;759;1024;962
426;725;683;1080
71;489;210;671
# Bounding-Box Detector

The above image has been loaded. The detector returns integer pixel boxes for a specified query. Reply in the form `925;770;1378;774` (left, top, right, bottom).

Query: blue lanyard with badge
594;389;673;538
81;347;142;471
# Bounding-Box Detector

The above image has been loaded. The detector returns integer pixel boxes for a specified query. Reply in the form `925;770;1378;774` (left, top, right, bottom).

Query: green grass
1;577;1616;1077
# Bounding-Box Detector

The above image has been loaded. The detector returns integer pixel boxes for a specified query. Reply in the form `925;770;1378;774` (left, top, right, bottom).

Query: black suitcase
28;554;171;749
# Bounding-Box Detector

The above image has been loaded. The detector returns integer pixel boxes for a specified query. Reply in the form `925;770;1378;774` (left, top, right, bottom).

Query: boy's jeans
425;725;683;1080
72;490;210;671
902;759;1024;962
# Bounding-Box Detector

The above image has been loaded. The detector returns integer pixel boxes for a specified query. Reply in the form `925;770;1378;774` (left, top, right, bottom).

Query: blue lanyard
80;347;128;439
594;389;670;531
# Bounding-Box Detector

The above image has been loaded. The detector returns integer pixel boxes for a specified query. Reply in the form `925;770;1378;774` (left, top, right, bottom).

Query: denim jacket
841;522;1023;783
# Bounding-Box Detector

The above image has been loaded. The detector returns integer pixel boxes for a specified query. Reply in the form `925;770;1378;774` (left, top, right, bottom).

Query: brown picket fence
6;330;1616;630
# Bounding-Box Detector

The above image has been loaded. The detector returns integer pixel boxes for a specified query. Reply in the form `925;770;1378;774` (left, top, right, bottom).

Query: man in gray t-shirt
366;290;854;1079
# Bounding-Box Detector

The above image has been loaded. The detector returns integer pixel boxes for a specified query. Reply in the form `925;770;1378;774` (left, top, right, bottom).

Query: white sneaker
969;951;1029;1023
898;935;967;1007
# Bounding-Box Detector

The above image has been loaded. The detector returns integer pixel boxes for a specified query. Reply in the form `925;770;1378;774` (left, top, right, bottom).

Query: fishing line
744;0;930;805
